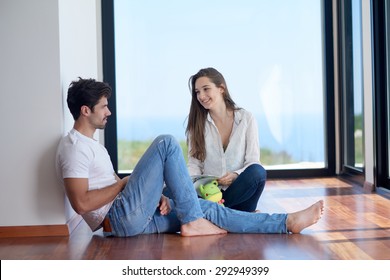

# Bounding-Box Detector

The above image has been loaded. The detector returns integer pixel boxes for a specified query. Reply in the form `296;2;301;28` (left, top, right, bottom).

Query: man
56;77;324;237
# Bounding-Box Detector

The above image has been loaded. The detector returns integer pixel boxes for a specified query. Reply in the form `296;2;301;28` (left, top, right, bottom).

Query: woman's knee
246;164;267;181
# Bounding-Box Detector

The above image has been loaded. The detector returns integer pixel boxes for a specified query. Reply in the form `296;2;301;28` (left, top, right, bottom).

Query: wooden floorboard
1;177;389;260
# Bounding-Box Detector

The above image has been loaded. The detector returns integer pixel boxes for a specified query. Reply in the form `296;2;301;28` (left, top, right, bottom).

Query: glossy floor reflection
1;177;389;260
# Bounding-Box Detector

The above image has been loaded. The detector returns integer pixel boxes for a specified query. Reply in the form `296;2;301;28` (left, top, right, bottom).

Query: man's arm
64;175;128;215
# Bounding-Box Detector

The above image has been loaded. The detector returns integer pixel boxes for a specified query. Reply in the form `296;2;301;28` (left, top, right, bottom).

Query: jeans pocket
118;206;151;237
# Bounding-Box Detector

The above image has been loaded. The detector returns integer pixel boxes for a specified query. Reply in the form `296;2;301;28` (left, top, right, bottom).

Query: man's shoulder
57;130;96;160
55;131;96;179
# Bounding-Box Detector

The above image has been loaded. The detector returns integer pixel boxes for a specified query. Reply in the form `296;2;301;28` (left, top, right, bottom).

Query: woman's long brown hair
186;67;238;161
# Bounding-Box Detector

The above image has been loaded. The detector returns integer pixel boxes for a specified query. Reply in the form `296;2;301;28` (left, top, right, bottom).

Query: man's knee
155;134;177;144
154;134;181;154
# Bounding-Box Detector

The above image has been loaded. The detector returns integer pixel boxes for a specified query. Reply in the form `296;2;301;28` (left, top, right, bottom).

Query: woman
186;67;266;212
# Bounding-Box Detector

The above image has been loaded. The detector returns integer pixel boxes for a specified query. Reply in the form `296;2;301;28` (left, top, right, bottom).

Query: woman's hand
217;172;238;186
158;195;171;215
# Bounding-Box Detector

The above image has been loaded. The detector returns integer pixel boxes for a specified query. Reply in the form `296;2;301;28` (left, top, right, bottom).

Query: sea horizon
117;113;325;163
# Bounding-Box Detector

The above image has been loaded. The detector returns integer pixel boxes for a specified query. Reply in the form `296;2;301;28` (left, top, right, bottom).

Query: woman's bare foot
180;218;227;237
286;200;324;233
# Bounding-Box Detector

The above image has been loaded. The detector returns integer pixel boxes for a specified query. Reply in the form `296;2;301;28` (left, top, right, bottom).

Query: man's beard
95;118;108;129
96;124;106;129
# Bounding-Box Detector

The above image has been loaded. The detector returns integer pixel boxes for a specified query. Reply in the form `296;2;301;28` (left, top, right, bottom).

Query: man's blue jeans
106;135;287;237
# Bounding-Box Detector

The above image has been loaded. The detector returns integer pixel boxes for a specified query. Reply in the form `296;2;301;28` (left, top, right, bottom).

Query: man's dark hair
67;77;112;120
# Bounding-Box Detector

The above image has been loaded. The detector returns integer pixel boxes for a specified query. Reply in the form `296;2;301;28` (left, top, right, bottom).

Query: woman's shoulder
235;108;255;120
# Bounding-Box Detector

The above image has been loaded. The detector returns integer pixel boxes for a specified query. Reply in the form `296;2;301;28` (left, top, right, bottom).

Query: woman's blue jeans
106;135;287;237
222;164;266;212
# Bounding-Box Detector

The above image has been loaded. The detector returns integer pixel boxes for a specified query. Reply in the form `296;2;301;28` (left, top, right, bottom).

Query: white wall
58;0;102;221
0;0;101;226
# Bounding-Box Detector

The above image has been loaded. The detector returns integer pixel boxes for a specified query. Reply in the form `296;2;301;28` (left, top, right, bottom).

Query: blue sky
114;0;323;117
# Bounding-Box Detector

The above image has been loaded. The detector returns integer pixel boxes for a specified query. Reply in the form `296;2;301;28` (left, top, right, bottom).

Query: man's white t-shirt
56;128;116;231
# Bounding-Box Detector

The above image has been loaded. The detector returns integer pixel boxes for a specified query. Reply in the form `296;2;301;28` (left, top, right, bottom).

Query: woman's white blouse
187;109;261;182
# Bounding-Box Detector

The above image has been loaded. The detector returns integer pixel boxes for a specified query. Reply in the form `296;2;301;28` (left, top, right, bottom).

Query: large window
102;0;335;178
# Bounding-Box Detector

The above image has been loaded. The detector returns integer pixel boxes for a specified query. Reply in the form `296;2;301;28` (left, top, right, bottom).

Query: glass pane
114;0;325;173
352;0;364;169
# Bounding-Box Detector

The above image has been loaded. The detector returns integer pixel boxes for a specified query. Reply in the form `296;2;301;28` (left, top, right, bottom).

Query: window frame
337;0;365;185
373;0;390;190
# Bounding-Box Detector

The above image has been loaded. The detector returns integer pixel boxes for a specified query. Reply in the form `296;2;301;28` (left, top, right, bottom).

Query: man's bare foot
180;218;227;237
286;200;324;233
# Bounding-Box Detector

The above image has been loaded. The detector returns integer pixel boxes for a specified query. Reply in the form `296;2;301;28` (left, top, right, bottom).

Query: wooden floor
1;177;390;260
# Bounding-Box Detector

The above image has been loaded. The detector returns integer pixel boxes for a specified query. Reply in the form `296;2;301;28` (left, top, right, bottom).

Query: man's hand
115;174;129;190
158;195;171;215
217;172;238;186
